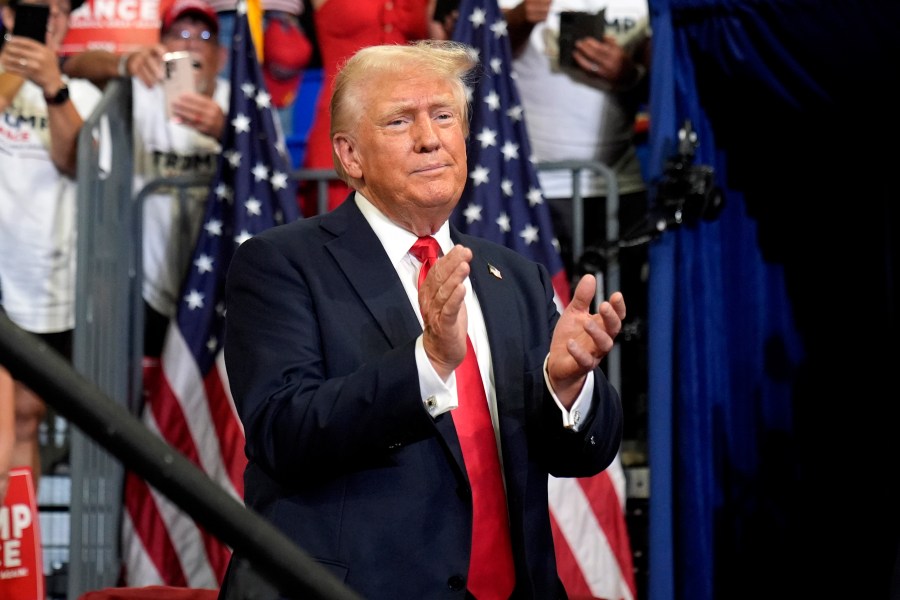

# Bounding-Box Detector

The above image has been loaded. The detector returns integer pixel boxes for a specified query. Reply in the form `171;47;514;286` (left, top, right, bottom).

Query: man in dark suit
220;40;626;599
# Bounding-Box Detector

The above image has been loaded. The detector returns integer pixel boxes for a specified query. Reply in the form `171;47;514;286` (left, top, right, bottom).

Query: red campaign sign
0;467;44;600
61;0;168;56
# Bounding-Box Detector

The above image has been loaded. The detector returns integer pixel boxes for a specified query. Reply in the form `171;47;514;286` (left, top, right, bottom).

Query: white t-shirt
132;78;230;318
0;78;103;333
499;0;649;198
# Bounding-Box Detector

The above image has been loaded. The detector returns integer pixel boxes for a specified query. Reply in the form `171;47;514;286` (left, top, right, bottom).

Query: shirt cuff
416;335;458;418
543;354;594;431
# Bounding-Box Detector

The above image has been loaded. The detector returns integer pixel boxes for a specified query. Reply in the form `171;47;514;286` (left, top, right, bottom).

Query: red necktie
410;236;515;599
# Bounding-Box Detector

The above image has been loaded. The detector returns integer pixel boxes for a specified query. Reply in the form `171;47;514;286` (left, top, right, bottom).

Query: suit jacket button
447;575;465;591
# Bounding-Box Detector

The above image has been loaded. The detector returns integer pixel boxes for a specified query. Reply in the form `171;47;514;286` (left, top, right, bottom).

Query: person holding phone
63;0;230;359
0;0;102;491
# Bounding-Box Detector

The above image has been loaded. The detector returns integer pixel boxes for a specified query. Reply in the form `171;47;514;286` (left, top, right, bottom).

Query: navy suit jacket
220;196;623;599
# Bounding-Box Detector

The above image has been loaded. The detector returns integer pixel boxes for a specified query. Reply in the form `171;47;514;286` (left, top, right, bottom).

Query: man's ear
333;134;363;180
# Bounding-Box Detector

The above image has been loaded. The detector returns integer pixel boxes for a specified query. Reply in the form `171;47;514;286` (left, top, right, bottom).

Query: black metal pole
0;312;361;600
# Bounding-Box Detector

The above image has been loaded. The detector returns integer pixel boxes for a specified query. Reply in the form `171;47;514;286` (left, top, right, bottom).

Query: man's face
336;68;468;233
162;16;221;95
46;0;71;47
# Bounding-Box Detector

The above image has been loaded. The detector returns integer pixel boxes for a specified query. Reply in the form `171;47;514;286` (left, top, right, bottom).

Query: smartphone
12;3;50;44
162;51;196;122
557;10;606;69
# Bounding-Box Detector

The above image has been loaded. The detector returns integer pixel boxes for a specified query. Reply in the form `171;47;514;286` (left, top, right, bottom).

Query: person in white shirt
0;0;103;489
64;0;230;357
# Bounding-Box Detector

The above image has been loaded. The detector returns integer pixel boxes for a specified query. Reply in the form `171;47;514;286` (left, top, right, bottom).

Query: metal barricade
71;80;217;598
70;78;136;597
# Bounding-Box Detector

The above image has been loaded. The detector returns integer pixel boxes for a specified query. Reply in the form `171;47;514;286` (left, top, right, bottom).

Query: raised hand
547;274;626;408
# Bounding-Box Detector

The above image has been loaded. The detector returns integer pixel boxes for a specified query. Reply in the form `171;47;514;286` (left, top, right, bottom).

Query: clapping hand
547;274;626;408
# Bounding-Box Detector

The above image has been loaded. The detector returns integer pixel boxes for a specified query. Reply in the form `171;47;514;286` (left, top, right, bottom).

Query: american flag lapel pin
488;263;502;279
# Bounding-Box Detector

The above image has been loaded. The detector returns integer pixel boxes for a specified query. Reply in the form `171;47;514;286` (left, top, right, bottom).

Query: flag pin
488;264;502;279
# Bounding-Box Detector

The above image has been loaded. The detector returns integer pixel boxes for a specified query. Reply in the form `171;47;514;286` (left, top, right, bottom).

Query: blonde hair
329;40;479;187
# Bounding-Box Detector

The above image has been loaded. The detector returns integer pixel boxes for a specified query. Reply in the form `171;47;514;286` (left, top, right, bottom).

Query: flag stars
214;182;234;204
490;57;503;74
235;230;253;245
232;113;251;133
464;84;475;105
496;212;511;232
501;178;513;196
463;203;483;224
225;150;242;168
490;18;508;39
271;170;288;190
519;224;539;245
501;140;519;161
255;89;272;110
469;7;486;27
484;90;500;111
527;187;544;207
470;165;490;186
205;219;223;236
240;82;255;98
184;289;204;310
206;336;218;353
476;127;498;148
194;254;213;274
252;163;269;182
245;197;262;216
507;105;524;122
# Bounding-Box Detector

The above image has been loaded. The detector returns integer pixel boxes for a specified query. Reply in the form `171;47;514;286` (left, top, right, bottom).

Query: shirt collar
354;193;453;264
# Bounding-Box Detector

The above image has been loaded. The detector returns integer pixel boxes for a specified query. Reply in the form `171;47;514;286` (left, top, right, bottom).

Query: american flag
449;1;636;598
121;1;299;586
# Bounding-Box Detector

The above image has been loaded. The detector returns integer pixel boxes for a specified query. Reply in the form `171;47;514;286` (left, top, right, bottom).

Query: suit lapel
463;237;524;410
322;200;422;349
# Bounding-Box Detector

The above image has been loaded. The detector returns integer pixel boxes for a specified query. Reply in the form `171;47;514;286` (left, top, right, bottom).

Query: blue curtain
645;0;900;598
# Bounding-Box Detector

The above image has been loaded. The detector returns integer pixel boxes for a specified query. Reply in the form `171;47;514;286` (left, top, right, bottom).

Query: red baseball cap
262;16;312;109
161;0;219;36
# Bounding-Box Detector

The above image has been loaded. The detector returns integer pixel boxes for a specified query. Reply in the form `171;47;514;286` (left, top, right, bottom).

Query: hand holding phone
12;4;50;44
557;10;606;69
162;51;196;122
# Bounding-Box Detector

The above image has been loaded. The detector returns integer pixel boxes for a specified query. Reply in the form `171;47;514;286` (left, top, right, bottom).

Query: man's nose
413;118;440;151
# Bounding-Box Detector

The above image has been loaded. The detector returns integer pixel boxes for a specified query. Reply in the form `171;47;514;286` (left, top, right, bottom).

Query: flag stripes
122;0;299;587
450;1;636;598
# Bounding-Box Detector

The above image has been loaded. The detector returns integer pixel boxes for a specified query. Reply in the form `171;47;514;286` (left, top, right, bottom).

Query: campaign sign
60;0;165;56
0;467;44;600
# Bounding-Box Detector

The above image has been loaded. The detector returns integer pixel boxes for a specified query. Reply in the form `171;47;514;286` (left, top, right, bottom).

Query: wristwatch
44;84;70;106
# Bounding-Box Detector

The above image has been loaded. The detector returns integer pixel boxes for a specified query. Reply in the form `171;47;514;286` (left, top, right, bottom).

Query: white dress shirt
355;194;593;438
